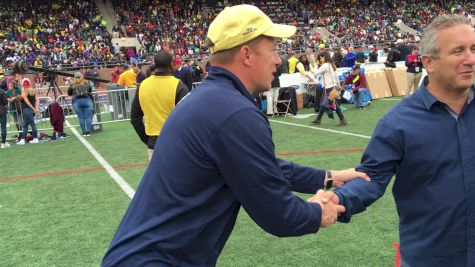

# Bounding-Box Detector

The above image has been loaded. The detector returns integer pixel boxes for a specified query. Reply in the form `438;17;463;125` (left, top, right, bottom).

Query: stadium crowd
0;0;113;70
112;0;211;60
1;0;474;69
0;0;472;71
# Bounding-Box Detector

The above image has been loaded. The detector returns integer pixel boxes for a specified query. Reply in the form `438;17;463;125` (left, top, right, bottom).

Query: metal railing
5;86;137;140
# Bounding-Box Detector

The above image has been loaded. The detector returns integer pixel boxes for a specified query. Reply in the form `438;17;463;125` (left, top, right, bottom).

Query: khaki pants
148;149;154;161
406;72;423;94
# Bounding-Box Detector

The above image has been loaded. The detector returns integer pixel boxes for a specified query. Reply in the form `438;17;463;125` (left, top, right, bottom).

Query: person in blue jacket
333;14;475;266
102;5;369;267
343;47;357;68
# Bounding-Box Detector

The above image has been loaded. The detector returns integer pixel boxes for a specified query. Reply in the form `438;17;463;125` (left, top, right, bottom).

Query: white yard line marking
269;120;372;139
65;120;135;199
288;113;316;119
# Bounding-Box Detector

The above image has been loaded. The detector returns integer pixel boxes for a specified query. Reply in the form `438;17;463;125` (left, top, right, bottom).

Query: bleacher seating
0;0;473;69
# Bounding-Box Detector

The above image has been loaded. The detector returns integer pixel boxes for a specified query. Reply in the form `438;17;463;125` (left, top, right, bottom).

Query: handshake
307;168;370;227
308;190;344;227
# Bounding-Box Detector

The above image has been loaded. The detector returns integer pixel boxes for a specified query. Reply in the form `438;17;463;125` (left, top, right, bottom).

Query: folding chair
272;87;292;117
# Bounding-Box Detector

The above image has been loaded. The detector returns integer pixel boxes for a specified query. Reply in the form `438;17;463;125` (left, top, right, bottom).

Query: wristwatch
325;170;333;190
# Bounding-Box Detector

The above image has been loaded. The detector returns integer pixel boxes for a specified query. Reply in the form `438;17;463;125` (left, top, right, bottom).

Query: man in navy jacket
102;5;369;267
334;15;475;266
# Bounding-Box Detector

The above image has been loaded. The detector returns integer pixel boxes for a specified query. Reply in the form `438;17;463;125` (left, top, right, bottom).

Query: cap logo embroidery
243;28;257;36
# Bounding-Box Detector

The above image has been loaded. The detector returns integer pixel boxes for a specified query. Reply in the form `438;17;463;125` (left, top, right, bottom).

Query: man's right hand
307;190;345;228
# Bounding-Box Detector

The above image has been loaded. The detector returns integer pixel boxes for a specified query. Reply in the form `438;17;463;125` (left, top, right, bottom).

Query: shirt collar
206;66;257;106
467;86;474;104
419;76;475;110
419;76;439;110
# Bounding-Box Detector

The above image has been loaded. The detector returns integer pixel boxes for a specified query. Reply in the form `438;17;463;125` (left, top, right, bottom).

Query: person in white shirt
312;51;347;126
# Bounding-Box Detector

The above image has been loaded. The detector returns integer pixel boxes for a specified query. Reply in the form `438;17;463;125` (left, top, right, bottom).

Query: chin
257;84;272;93
456;80;473;90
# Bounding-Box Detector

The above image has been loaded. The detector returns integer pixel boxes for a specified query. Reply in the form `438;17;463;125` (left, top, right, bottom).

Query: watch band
325;170;333;190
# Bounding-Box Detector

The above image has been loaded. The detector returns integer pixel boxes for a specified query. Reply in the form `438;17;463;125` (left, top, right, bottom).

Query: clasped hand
307;190;344;228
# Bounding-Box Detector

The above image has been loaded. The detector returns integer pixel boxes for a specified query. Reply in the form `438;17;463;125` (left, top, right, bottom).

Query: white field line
290;113;316;119
268;120;372;139
64;120;135;199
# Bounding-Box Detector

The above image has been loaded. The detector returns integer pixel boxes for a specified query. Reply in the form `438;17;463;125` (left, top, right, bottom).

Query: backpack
75;84;89;97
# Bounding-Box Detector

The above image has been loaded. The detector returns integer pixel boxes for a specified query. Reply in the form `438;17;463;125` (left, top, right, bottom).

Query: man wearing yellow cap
102;5;369;266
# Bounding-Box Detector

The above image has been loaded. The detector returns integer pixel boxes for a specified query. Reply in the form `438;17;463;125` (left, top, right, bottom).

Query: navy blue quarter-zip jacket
102;67;327;267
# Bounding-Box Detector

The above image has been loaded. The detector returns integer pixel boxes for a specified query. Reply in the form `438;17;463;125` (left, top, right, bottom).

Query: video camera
8;61;113;98
11;61;110;84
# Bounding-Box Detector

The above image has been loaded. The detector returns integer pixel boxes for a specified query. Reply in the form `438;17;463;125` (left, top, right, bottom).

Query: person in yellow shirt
288;52;317;82
287;51;299;73
34;58;42;66
117;65;140;87
116;65;140;118
130;51;188;160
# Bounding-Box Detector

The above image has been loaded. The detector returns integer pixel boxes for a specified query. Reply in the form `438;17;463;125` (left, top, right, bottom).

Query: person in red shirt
344;65;371;109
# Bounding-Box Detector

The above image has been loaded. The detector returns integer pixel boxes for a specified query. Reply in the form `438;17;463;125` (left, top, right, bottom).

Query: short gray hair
420;14;471;59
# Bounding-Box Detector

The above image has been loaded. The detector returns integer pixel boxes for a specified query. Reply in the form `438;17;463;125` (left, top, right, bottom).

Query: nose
463;49;475;66
275;52;282;66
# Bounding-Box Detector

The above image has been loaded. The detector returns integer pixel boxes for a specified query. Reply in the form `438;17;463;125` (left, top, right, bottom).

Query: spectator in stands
344;65;371;109
130;50;188;160
112;26;121;38
17;78;39;145
172;58;192;91
405;46;424;93
3;0;471;67
355;47;366;63
102;5;368;266
0;85;8;148
312;51;348;126
0;0;113;68
334;14;475;266
67;72;93;136
113;43;121;56
368;45;378;63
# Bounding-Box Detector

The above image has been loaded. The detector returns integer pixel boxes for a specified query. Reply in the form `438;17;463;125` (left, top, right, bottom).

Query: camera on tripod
10;61;111;98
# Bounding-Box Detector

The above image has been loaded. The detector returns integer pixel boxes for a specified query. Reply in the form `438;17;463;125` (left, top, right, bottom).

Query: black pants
315;88;345;122
0;111;6;144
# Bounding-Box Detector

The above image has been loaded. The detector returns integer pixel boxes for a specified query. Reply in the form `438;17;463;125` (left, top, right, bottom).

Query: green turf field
0;99;401;266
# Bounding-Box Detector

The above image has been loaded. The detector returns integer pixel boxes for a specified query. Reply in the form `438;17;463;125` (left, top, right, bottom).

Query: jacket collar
206;66;257;106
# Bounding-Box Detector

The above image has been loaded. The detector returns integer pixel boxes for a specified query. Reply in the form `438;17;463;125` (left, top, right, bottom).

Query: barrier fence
5;86;137;141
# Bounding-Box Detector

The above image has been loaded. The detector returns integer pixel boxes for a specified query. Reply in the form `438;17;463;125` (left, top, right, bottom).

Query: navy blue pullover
102;67;326;266
335;79;475;266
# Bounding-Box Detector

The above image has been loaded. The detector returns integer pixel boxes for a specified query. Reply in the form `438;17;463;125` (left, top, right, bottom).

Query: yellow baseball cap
207;4;296;54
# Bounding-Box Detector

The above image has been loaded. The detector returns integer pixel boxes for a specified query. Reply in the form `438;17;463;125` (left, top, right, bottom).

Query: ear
421;55;434;74
239;45;253;67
